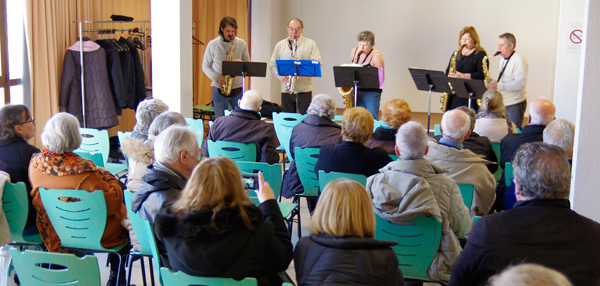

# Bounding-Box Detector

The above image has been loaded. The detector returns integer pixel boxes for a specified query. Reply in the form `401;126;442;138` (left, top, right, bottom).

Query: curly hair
380;99;411;129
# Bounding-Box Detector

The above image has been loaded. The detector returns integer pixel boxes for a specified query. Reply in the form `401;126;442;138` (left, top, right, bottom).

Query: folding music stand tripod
447;78;487;110
222;61;267;95
333;66;380;107
408;68;452;134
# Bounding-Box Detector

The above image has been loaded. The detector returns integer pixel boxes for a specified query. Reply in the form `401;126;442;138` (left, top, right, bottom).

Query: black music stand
408;68;452;134
447;78;487;110
222;61;267;95
333;66;380;107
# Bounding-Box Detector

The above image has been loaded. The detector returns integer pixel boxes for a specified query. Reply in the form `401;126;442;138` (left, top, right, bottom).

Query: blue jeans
356;89;382;120
506;100;527;129
213;87;242;118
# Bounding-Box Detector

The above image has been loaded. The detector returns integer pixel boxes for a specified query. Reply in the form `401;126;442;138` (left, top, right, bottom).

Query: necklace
462;47;475;56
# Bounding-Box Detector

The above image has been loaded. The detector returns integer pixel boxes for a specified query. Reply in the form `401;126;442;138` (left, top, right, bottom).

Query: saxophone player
349;31;385;120
202;16;250;118
269;18;321;114
445;26;488;110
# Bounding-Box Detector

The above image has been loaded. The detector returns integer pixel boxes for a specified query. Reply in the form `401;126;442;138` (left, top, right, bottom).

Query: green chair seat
160;267;258;285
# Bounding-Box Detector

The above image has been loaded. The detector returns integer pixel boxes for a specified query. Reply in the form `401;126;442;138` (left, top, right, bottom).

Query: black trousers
281;92;312;114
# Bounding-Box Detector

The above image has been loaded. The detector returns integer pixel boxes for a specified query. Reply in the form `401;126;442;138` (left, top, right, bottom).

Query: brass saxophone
219;41;235;96
338;51;360;109
440;45;463;111
285;39;298;94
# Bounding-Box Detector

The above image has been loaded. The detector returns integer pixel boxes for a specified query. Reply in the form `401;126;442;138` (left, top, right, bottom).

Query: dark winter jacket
366;126;397;154
95;39;126;114
119;37;147;109
315;141;393;177
294;235;404;286
154;200;293;286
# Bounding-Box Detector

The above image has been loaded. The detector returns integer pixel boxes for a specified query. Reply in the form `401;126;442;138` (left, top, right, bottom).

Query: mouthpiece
494;51;501;56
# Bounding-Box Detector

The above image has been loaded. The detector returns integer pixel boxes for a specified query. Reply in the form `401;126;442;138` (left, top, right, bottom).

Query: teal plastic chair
458;184;474;210
207;140;257;162
389;154;399;161
1;181;42;245
434;124;441;136
76;127;128;175
124;190;155;286
333;115;343;125
74;151;105;167
491;142;502;182
374;214;445;285
505;162;514;188
38;188;129;283
10;248;101;286
294;147;321;198
143;219;163;286
318;170;367;191
373;120;385;131
236;161;300;237
160;268;257;286
185;117;205;147
272;112;308;163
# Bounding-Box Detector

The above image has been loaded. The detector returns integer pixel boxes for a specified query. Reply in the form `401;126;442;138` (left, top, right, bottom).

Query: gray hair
513;142;570;200
499;32;517;48
154;125;198;164
529;98;555;126
357;30;375;46
307;94;336;119
441;109;470;140
239;90;263;111
41;112;82;153
455;106;476;131
134;98;169;135
488;263;572;286
543;119;575;155
148;111;186;139
395;121;428;160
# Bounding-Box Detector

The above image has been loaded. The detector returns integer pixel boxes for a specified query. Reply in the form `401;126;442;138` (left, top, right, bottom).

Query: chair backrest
10;248;101;286
117;131;133;162
2;181;41;244
73;151;105;167
143;218;163;285
235;161;282;204
374;214;442;282
373;120;385;131
272;112;307;162
76;127;110;166
318;170;367;191
185;117;205;146
160;267;258;286
434;124;441;137
458;184;474;209
294;147;320;197
332;115;343;125
505;162;514;187
38;188;108;251
207;140;257;162
123;190;153;256
389;154;399;161
491;142;503;182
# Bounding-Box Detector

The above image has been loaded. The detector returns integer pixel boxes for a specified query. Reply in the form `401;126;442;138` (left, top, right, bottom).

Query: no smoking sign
570;29;583;44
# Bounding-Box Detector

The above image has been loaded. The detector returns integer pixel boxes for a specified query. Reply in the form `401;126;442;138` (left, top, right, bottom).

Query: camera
242;174;258;190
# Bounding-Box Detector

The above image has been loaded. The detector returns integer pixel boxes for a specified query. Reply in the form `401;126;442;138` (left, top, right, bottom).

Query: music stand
447;78;487;109
222;61;267;95
408;68;452;134
333;66;380;107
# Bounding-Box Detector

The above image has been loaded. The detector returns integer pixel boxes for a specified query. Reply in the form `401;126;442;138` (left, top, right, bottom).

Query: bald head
528;98;555;126
239;90;263;111
441;109;471;142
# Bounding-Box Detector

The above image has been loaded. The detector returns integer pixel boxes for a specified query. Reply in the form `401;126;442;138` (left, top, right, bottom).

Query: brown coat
29;150;128;252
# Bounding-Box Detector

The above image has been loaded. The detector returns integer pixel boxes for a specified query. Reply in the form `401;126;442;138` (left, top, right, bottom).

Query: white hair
488;263;572;286
307;94;336;119
395;121;428;160
134;98;169;135
441;109;470;140
148;111;186;139
239;90;263;111
41;113;82;153
154;125;198;164
543;119;575;155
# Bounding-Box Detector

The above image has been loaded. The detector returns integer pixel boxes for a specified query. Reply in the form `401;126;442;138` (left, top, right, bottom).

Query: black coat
281;115;341;198
366;127;397;154
294;235;404;286
154;200;293;286
315;141;392;177
450;199;600;286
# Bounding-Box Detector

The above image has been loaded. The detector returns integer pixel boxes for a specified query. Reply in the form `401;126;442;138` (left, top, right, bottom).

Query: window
0;0;25;107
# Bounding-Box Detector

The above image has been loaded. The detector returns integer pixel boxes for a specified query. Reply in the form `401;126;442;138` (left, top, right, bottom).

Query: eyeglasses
16;117;35;125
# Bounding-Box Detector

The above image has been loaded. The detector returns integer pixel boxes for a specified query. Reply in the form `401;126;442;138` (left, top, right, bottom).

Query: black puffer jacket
294;235;404;285
154;200;293;286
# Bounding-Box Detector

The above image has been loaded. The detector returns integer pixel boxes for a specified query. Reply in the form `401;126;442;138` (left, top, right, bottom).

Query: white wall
251;0;560;114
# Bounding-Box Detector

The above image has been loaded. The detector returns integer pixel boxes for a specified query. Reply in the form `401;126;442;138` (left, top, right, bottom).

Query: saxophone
285;39;298;94
219;41;235;96
440;45;463;111
338;51;360;109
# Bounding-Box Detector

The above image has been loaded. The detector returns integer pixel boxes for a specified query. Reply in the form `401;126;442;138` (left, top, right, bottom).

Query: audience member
29;113;128;285
366;98;412;154
473;89;515;143
130;98;169;140
368;121;470;282
488;263;573;286
315;107;392;177
0;104;40;231
154;157;292;285
202;90;280;164
295;179;404;285
425;109;496;216
449;143;600;286
543;118;575;160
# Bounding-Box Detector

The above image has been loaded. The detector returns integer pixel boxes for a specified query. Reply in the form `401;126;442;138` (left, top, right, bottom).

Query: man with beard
202;16;250;118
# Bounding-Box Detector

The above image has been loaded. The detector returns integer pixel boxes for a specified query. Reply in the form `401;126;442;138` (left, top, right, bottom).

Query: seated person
366;98;411;154
130;98;169;140
367;121;471;283
202;90;280;164
473;89;516;143
294;179;404;286
315;107;392;177
29;113;128;285
154;157;293;285
488;263;573;286
281;94;341;212
0;104;40;232
543;118;575;161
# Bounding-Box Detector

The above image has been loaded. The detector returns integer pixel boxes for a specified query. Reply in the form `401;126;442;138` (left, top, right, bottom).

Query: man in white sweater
202;16;250;118
486;33;528;128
